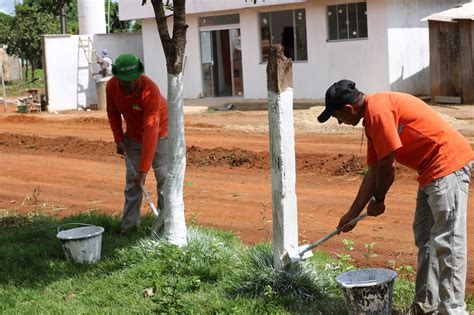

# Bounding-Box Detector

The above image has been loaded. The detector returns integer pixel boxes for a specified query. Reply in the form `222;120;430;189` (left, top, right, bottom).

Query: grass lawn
0;211;470;314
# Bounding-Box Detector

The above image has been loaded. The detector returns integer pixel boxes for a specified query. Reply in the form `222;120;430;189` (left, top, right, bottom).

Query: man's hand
116;141;126;155
337;211;360;233
367;198;385;216
136;172;147;188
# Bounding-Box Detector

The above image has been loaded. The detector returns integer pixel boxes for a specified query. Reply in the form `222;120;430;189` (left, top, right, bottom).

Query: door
200;29;243;97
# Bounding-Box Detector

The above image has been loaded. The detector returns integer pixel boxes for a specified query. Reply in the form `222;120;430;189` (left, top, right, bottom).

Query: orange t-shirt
106;75;168;173
364;92;473;186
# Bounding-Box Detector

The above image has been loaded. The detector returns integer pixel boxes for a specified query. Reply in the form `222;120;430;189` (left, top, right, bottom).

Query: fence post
266;44;298;269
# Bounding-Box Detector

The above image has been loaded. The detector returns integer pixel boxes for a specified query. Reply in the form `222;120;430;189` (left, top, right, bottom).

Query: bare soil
0;104;473;292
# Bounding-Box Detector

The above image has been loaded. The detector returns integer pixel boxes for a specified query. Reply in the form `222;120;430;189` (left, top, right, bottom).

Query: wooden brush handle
303;212;369;254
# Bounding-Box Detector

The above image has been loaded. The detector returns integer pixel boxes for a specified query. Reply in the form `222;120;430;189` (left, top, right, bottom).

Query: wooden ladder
78;36;100;79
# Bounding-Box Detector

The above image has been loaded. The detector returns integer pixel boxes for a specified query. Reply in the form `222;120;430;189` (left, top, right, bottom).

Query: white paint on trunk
163;72;188;247
268;88;298;269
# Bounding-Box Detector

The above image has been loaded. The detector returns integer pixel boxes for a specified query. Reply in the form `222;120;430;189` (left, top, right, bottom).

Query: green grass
0;212;470;314
4;69;45;97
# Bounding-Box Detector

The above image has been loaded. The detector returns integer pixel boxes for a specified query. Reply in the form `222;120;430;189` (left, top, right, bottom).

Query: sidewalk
183;97;323;113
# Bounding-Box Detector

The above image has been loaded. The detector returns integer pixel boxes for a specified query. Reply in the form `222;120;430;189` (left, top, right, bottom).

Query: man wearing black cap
318;80;473;313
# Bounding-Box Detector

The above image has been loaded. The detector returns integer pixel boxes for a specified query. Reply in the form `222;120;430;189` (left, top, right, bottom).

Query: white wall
140;0;391;99
44;33;143;112
387;0;466;95
142;15;203;99
44;35;80;111
120;0;308;20
137;0;464;99
238;0;390;99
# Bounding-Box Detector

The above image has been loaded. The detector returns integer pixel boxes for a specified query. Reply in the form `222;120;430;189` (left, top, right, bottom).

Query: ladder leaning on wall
78;36;100;80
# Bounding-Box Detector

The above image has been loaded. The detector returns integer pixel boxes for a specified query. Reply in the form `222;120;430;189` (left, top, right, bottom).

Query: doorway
200;29;243;97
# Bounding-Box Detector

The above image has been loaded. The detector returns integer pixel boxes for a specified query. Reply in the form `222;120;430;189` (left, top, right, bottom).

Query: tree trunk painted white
266;45;298;269
162;72;187;246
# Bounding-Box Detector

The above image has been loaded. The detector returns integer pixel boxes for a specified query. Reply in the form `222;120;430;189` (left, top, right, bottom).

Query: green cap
112;54;144;81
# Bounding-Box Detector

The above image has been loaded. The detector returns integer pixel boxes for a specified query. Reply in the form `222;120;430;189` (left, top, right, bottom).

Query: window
199;14;239;27
259;9;307;62
327;2;367;41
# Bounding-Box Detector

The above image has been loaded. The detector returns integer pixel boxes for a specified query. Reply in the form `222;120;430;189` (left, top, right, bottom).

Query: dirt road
0;104;473;292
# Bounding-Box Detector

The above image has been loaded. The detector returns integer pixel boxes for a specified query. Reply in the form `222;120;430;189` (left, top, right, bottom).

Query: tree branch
150;0;171;43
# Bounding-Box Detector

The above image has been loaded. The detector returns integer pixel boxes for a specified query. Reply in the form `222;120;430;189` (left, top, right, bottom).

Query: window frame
326;2;368;42
258;8;308;63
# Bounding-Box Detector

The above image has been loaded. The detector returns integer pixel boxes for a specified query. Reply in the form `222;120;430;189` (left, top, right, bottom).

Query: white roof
421;2;474;22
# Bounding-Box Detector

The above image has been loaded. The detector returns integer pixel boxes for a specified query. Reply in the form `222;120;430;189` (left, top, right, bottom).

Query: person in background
96;49;113;78
106;53;168;234
317;79;473;314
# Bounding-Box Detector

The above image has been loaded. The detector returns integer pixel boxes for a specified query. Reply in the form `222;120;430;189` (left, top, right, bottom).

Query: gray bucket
56;223;105;264
336;268;397;315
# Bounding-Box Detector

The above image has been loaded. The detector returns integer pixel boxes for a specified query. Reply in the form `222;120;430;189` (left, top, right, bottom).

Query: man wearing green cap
106;54;168;233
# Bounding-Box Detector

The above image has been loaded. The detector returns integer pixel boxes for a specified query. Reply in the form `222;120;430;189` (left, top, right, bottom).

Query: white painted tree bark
163;73;187;246
266;45;298;269
147;0;188;246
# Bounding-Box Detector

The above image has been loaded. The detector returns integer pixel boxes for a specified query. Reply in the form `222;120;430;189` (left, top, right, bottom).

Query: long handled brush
281;212;369;267
124;154;160;217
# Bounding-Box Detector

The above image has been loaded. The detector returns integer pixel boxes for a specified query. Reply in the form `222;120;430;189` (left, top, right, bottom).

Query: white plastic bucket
56;223;105;264
336;268;397;315
95;76;111;110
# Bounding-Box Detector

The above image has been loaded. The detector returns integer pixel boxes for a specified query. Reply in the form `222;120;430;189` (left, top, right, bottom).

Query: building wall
120;0;308;20
141;0;392;99
44;33;143;112
386;0;466;95
135;0;468;99
142;16;203;100
0;48;21;82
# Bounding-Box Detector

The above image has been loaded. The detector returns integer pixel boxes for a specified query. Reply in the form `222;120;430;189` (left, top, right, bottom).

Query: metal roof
421;2;474;22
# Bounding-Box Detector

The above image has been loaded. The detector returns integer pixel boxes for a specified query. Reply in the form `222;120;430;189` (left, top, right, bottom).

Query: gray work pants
413;162;472;314
121;136;168;231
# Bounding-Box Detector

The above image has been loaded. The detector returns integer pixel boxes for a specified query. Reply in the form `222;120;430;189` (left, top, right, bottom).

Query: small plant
387;259;396;270
21;186;41;211
335;239;354;265
333;239;355;274
396;265;415;281
342;239;354;251
363;242;377;266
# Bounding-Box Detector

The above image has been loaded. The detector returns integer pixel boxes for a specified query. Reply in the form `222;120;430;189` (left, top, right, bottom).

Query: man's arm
337;152;396;232
105;81;125;146
369;152;396;215
135;84;165;188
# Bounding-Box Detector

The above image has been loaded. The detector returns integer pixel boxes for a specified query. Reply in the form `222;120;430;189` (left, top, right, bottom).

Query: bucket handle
57;223;95;234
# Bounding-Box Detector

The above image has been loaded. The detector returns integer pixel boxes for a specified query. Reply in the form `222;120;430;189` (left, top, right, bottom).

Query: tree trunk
266;44;298;269
31;61;36;81
24;62;29;82
149;0;188;246
163;73;187;246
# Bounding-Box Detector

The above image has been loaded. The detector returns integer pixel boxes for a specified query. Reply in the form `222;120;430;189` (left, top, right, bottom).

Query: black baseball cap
317;79;360;123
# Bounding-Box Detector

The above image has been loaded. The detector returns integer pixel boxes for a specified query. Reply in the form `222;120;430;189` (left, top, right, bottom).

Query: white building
118;0;467;100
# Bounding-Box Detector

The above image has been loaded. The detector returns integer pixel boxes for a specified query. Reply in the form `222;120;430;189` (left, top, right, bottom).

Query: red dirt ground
0;106;473;292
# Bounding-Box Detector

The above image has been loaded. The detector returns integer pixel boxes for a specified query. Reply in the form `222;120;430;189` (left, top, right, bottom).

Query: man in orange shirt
318;79;473;314
106;54;168;234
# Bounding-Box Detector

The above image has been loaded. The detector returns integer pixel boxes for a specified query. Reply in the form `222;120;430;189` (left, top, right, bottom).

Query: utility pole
1;58;7;113
107;0;111;33
60;0;67;34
